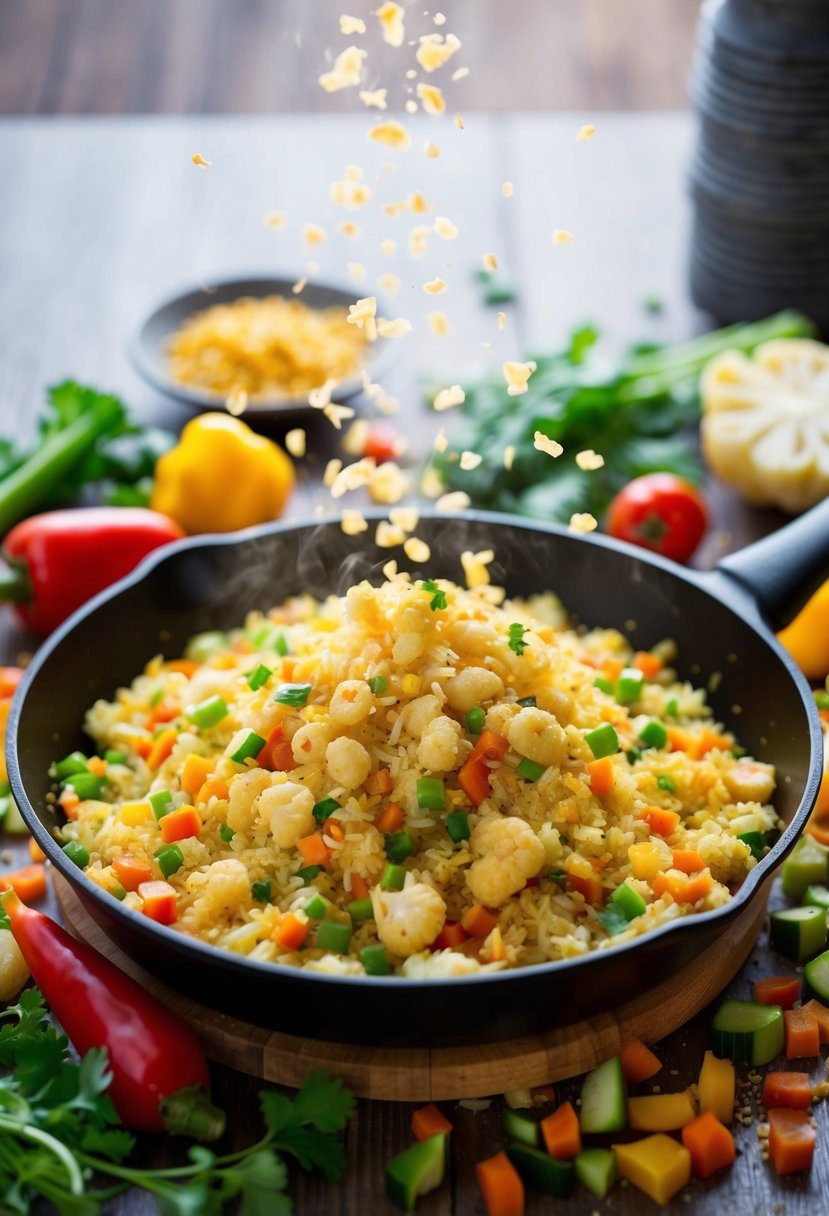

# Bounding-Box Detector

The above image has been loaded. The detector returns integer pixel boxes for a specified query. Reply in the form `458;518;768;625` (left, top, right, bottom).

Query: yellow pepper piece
120;801;153;826
612;1134;691;1204
628;1091;696;1132
151;413;294;534
628;841;667;882
698;1050;735;1125
778;579;829;681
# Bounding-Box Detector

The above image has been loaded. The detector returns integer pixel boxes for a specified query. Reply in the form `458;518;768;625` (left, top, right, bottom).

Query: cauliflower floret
186;858;250;925
393;631;426;665
291;721;334;765
507;706;568;767
467;815;545;907
326;736;372;789
402;950;484;978
304;955;365;976
723;760;775;804
417;715;462;771
226;768;274;832
329;680;374;725
371;882;446;957
257;781;315;848
448;619;498;658
402;694;442;739
442;667;504;713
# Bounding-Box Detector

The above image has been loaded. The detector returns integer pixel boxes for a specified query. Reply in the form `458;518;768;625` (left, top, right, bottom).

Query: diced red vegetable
768;1108;816;1175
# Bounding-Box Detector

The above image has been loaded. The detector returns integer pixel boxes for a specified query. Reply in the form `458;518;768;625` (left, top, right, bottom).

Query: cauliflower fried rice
58;572;781;979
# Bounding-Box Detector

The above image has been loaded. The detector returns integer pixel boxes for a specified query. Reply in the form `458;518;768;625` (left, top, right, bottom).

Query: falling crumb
377;272;401;295
405;99;419;114
433;11;446;24
309;378;338;409
359;88;388;110
533;431;563;458
376;1;405;47
375;392;400;415
340;13;366;34
434;427;448;453
460;451;482;471
376;521;406;548
461;548;494;588
503;445;515;469
345;163;363;181
434;216;459;240
423;313;452;342
346;296;378;331
433;384;465;411
330;177;373;209
408;191;428;214
451;66;470;81
552;229;574;246
291;276;308;295
368;121;412;151
191;152;212;168
497;311;506;331
285;428;306;458
503;361;536;396
483;252;498;271
369;462;411;504
436;490;471;512
338;220;361;239
454;113;465;130
390;506;420;532
409;226;432;257
342;418;370;456
424;140;441;158
341;509;369;535
323;402;355;430
302;223;327;247
319;45;366;92
423;277;448;295
307;260;320;275
575;449;605;471
263;210;287;230
577;123;597;140
380;239;397;257
404;536;431;563
347;262;367;282
376;317;413;338
330;457;375;499
421;468;444;498
416;32;462;72
226;387;248;416
417;82;446;116
502;181;514;198
324;458;343;487
569;512;598;534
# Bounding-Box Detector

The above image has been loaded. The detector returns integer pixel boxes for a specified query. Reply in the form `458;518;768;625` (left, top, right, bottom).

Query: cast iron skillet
7;503;829;1047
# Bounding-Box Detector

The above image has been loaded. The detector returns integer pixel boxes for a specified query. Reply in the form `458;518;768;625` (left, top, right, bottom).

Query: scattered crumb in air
497;311;506;330
291;276;308;295
433;384;465;411
502;181;514;198
461;549;494;588
341;510;369;535
428;310;452;337
302;222;327;246
191;153;212;168
577;124;596;140
390;507;420;533
424;140;441;158
503;445;515;469
416;32;461;72
342;419;370;456
552;229;573;245
434;216;459;240
454;113;465;130
483;252;498;271
348;262;367;281
309;378;338;409
381;239;397;256
423;277;448;294
319;46;366;92
434;427;449;452
404;537;431;563
376;521;406;548
533;431;563;457
263;210;287;230
378;272;401;294
576;449;605;471
323;403;355;430
359;88;388;110
436;490;471;512
338;219;360;238
460;451;482;471
376;1;405;47
285;428;306;458
368;121;412;150
376;317;413;338
452;66;470;81
339;14;366;35
569;513;598;534
226;387;248;416
417;82;446;116
503;361;536;396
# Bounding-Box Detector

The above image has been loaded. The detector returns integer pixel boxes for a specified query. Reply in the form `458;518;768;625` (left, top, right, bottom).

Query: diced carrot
195;777;230;806
651;869;713;905
476;1151;524;1216
565;855;604;905
681;1110;736;1179
0;864;47;902
180;754;212;798
350;874;369;901
322;818;344;842
458;754;492;807
58;788;80;819
540;1100;581;1160
762;1072;812;1110
784;1007;820;1059
160;806;202;844
432;921;468;950
138;879;178;925
688;729;733;760
298;834;331;869
640;806;681;837
461;904;499;939
375;802;405;834
281;658;295;682
667;727;693;753
532;1084;556;1105
133;737;153;759
754;976;801;1010
0;667;23;698
620;1040;662;1084
87;755;107;777
257;726;297;773
113;855;153;892
768;1108;816;1175
165;658;200;678
146;728;178;772
633;651;663;680
671;849;705;874
365;768;394;796
487;926;506;962
801;999;829;1044
272;912;309;950
805;821;829;847
28;837;46;864
586;756;615;797
146;700;179;730
412;1103;453;1142
470;730;510;764
600;657;625;682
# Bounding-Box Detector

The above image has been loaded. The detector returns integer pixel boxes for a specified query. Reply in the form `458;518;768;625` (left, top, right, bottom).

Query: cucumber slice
503;1107;539;1146
711;998;784;1065
804;884;829;911
575;1147;618;1198
769;906;827;962
580;1056;627;1133
803;948;829;1003
506;1143;574;1198
781;837;828;901
1;796;29;835
386;1134;447;1212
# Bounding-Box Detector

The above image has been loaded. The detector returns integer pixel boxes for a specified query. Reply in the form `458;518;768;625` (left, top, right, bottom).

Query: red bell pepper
0;507;183;633
1;888;225;1139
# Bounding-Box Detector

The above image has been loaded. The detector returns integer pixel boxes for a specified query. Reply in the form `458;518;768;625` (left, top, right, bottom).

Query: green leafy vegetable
420;579;447;611
508;622;529;656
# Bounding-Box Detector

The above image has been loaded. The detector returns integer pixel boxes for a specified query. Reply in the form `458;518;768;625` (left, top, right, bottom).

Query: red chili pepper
1;888;225;1139
0;507;184;634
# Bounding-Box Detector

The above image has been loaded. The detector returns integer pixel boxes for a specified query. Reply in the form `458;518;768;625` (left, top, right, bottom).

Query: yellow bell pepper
698;1050;735;1125
628;1091;696;1133
778;578;829;681
151;413;294;534
613;1135;691;1204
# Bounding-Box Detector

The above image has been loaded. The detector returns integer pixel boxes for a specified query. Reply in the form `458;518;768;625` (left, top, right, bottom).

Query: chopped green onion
516;756;545;782
639;720;668;750
585;723;619;759
517;695;537;707
316;919;352;954
446;812;470;843
185;631;229;663
275;632;289;657
416;777;445;811
313;797;341;823
508;622;529;656
593;677;614;695
103;749;127;766
380;863;406;891
219;824;235;843
55;751;89;779
149;688;164;708
609;880;647;921
814;690;829;710
369;675;388;694
62;840;89;868
110;883;127;901
348;897;374;921
599;903;630;937
149;790;173;820
666;698;679;718
251;880;272;903
616;668;644;705
360;944;390;976
296;865;322;885
304;892;332;920
625;747;642;765
230;730;266;764
656;774;676;793
155;843;184;878
465;706;486;734
273;683;312;707
247;664;272;691
547;870;567;888
187;695;229;729
63;771;104;801
420;579;447;611
385;831;413;862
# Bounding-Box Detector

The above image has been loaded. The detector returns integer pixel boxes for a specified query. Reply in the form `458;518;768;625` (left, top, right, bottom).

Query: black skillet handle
716;497;829;631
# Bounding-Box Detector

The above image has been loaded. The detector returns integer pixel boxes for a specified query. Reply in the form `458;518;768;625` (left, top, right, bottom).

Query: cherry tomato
606;473;708;563
362;424;403;464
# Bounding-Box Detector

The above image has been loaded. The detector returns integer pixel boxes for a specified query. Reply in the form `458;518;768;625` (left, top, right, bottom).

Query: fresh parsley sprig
508;623;529;656
420;579;447;611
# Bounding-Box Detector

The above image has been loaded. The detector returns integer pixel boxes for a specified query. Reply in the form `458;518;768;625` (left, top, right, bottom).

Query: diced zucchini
804;884;829;911
386;1133;447;1211
769;906;827;962
803;948;829;1003
502;1108;539;1147
575;1147;618;1199
781;836;828;901
1;796;29;835
711;998;784;1065
580;1056;627;1133
506;1142;574;1198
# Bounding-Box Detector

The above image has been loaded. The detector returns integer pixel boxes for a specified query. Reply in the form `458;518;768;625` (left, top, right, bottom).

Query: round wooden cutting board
55;873;768;1102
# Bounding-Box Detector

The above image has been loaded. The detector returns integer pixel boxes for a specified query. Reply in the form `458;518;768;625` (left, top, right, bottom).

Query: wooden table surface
0;113;823;1215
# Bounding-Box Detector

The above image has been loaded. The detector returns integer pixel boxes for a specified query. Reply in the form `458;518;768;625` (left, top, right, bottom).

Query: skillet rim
6;508;823;995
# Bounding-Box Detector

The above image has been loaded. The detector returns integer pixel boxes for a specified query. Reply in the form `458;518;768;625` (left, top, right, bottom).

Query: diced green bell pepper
361;944;391;976
616;668;644;704
575;1147;617;1199
386;1134;447;1211
585;723;619;759
503;1108;539;1147
155;843;185;878
639;720;668;750
446;812;470;843
385;831;413;862
62;840;89;868
316;919;351;954
380;863;406;891
54;751;89;779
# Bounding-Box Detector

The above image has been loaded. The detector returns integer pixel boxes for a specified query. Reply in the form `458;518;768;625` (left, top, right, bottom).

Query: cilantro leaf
153;1178;221;1216
229;1150;291;1216
267;1123;346;1182
288;1070;356;1134
79;1126;136;1163
508;623;528;656
420;579;447;611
